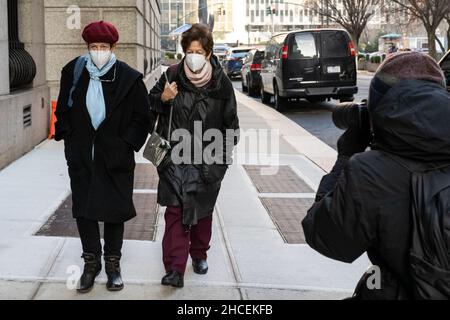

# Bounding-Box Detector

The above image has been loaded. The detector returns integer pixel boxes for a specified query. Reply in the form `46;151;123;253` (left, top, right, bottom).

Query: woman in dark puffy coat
148;24;240;288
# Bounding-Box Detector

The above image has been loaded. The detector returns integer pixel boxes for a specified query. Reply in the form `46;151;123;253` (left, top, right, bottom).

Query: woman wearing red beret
54;21;150;293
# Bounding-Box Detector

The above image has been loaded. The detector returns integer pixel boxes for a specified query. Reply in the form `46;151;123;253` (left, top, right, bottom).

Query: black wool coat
148;56;240;226
55;57;150;223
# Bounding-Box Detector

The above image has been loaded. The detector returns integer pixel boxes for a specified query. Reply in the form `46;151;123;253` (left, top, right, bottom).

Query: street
232;73;373;150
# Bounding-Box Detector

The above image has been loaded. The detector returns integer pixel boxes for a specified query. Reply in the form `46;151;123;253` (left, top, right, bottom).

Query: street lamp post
270;1;275;36
320;0;324;26
176;0;181;28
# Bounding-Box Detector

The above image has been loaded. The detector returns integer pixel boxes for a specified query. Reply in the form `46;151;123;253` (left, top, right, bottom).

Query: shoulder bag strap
68;56;87;108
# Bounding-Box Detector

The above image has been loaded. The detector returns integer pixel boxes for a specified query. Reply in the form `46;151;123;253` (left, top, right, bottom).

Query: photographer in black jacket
302;52;450;299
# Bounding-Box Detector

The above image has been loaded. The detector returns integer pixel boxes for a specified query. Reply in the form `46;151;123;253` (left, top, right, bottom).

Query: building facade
0;0;162;170
45;0;162;99
161;0;234;50
242;0;322;44
0;0;49;170
161;0;197;51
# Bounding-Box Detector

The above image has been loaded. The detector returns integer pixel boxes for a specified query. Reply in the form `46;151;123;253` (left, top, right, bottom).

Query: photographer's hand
337;127;372;158
314;127;372;202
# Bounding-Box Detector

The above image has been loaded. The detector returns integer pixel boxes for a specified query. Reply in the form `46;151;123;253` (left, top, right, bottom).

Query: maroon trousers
162;206;213;275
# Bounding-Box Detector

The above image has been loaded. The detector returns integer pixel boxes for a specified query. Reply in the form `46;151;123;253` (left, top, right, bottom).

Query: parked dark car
224;48;253;79
241;49;265;97
260;29;358;112
439;50;450;92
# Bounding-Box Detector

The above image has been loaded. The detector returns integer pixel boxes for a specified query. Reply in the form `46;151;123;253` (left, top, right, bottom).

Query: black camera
332;101;370;131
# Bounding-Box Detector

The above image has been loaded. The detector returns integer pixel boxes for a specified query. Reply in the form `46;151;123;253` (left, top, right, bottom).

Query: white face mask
89;50;112;70
185;53;207;73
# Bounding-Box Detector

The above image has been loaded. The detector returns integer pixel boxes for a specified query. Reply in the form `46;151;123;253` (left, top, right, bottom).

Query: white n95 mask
89;50;112;70
185;54;207;73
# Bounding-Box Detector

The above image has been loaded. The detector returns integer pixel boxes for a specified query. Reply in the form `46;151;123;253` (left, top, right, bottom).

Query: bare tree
306;0;381;48
391;0;450;60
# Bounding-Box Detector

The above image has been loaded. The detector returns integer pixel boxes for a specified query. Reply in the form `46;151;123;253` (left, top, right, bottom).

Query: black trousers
76;218;124;257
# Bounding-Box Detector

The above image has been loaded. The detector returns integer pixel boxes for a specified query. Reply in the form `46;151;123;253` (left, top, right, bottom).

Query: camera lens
332;103;360;130
332;102;370;131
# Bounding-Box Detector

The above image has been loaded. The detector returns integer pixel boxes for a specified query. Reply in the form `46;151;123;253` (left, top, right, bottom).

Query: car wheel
274;84;288;112
306;97;326;104
339;95;355;103
247;76;256;97
242;77;248;92
260;84;271;104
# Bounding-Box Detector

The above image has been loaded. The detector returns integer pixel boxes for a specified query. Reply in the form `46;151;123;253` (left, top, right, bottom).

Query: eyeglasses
98;65;117;83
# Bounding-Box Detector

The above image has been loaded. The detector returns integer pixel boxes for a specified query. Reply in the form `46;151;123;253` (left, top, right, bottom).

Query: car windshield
232;50;251;54
214;47;228;53
321;31;349;58
290;33;317;58
231;52;248;59
254;51;265;62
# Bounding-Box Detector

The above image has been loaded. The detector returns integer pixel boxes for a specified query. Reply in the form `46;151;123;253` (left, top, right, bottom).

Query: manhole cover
243;165;314;193
36;194;159;241
36;163;160;241
259;197;314;244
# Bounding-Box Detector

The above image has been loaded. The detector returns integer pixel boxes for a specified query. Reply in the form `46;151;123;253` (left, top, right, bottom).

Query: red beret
82;21;119;44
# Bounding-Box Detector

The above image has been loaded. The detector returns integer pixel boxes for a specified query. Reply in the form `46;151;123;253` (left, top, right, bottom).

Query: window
290;33;317;59
254;50;265;63
320;31;349;58
441;53;450;71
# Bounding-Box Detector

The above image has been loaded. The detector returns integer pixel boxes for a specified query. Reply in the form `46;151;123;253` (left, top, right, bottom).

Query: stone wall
0;0;50;170
0;0;162;170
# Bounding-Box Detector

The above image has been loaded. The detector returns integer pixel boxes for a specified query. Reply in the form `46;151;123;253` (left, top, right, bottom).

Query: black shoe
105;255;124;292
192;259;208;275
77;253;102;294
161;270;184;288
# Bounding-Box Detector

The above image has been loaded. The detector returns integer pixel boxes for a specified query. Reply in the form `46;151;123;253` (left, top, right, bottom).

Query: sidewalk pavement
0;89;370;300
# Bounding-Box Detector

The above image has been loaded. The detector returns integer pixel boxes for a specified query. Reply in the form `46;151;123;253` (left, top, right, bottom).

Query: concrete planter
367;62;381;73
357;60;366;70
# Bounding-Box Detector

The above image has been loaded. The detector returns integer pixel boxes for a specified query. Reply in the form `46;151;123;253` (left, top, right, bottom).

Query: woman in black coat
148;24;240;288
54;21;150;293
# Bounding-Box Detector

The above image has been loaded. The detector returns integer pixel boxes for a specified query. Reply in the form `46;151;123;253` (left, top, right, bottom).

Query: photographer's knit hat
374;52;446;88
